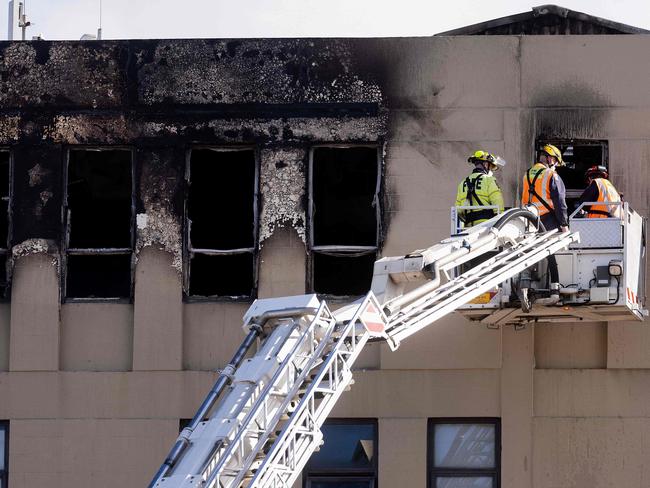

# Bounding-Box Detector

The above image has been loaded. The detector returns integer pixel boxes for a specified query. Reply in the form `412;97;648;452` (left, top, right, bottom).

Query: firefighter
455;150;505;228
520;144;567;305
521;144;569;232
577;165;622;218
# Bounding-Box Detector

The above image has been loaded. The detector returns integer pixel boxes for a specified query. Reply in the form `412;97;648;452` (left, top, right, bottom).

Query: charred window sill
64;297;133;304
183;294;255;304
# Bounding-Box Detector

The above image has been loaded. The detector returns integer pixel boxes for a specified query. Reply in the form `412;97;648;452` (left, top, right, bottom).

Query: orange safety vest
587;178;622;219
521;163;555;216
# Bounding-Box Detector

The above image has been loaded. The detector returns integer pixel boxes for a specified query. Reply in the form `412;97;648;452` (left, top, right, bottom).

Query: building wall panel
61;303;133;371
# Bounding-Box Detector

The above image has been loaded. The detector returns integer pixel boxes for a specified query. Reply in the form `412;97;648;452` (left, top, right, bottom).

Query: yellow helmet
468;150;495;164
539;144;564;166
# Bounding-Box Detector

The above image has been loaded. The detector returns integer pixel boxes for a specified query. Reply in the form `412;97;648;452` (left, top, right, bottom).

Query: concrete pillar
257;226;306;298
132;147;184;371
9;252;60;371
133;247;183;371
378;418;427;487
500;325;534;488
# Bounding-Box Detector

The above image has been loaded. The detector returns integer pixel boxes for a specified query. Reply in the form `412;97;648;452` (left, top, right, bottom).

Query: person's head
538;144;564;168
468;150;506;174
585;165;608;184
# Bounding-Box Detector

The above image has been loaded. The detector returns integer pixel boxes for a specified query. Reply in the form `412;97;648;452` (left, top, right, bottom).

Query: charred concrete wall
0;39;388;260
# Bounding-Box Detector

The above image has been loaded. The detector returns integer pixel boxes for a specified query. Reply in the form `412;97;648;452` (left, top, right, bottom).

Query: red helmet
585;165;608;180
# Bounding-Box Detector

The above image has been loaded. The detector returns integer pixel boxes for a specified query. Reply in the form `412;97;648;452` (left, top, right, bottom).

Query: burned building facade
0;28;650;488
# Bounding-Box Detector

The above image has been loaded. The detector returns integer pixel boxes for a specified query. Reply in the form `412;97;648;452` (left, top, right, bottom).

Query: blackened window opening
312;147;378;247
537;139;608;208
186;148;257;299
68;150;132;248
0;152;10;298
65;149;133;300
310;146;380;297
189;149;255;250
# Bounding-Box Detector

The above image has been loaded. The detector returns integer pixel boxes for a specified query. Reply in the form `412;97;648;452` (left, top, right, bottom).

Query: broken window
0;421;7;488
0;152;10;299
536;139;608;210
63;149;134;300
309;146;381;297
303;419;378;487
428;419;500;488
185;148;258;299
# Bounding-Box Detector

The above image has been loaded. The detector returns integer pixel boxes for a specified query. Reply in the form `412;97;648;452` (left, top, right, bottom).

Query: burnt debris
0;38;387;300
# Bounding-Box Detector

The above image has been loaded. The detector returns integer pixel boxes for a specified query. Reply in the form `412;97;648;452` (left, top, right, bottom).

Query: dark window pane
189;253;254;297
188;149;255;249
313;253;375;296
66;254;132;298
0;152;9;198
67;150;132;248
0;424;5;471
436;477;492;488
313;147;378;247
309;480;374;488
0;201;8;247
308;423;375;471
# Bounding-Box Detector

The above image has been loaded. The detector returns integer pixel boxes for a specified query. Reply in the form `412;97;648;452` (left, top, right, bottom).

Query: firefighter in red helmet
577;165;623;219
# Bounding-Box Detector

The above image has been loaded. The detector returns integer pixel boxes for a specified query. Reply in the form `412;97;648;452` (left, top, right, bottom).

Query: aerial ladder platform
149;204;646;488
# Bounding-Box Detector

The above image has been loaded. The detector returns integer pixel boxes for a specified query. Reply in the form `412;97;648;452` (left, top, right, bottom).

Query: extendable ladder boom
385;229;577;345
149;208;579;488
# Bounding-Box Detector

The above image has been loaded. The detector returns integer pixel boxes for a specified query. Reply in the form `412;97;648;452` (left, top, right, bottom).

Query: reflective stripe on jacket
588;178;622;218
455;170;504;227
521;163;554;216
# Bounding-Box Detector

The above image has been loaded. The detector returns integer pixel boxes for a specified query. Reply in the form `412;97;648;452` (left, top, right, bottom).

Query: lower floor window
428;418;500;488
304;419;377;488
1;421;7;488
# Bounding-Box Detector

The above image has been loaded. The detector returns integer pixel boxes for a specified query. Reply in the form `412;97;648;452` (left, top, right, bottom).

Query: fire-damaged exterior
0;27;650;488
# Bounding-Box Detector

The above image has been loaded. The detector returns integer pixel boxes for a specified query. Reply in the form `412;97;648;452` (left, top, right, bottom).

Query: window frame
183;145;260;302
0;150;12;301
535;138;609;200
61;146;136;303
0;420;8;488
307;144;383;299
303;417;378;488
427;418;501;488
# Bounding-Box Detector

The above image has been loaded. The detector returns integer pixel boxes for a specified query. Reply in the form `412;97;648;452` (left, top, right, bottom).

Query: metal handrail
569;201;624;220
451;205;501;235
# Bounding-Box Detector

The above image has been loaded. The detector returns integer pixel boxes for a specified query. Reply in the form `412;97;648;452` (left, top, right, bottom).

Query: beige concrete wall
9;419;177;488
535;323;607;369
3;35;650;488
60;303;133;371
133;247;183;371
0;303;10;371
9;254;60;371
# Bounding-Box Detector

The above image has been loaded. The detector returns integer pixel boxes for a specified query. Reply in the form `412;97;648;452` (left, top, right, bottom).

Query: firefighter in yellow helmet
455;150;505;228
521;144;569;232
577;165;623;219
520;144;567;305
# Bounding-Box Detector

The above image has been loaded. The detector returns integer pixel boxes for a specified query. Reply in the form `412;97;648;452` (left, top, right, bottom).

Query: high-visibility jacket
455;169;504;227
522;163;557;216
586;178;622;219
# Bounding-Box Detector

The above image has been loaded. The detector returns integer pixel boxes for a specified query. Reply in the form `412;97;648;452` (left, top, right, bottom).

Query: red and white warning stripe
359;300;387;335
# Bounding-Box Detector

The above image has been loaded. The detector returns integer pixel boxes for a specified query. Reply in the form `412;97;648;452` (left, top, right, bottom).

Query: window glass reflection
434;424;495;469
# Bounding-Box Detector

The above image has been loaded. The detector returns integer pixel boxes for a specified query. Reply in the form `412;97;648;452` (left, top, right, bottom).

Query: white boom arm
149;208;579;488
